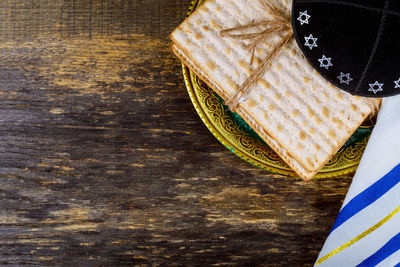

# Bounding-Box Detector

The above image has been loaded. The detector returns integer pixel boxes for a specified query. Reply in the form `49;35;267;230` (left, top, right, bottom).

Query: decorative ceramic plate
181;0;373;179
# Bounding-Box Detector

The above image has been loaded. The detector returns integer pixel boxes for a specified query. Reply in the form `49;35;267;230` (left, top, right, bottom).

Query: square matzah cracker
170;0;380;180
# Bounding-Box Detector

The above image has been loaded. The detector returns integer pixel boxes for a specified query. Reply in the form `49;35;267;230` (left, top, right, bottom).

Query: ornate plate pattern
181;0;373;179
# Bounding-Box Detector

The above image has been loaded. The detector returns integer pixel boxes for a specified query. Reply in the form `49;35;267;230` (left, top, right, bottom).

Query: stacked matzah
170;0;380;180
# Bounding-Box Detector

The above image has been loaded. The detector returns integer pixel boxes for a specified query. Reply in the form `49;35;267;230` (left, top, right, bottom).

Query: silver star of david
304;34;318;50
337;72;353;85
297;10;310;25
368;81;384;94
395;78;400;89
318;55;333;70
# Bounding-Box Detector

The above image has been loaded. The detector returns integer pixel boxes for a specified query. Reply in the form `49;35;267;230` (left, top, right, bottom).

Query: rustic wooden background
0;0;353;266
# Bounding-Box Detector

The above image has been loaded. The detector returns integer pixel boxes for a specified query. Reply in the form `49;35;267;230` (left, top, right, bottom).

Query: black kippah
291;0;400;98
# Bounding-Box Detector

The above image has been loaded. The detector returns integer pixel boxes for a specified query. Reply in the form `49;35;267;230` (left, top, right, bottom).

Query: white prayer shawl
316;95;400;267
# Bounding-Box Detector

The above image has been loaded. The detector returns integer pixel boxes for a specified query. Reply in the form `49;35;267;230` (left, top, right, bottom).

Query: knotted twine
220;0;293;112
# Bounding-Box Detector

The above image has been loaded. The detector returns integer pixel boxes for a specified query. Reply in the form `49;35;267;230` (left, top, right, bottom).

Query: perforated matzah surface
170;0;381;180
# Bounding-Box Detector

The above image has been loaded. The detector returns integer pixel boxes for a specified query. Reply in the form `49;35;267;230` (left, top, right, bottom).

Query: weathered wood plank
0;0;352;265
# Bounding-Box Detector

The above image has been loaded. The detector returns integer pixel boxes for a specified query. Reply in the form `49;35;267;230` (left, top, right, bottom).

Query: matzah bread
170;0;381;180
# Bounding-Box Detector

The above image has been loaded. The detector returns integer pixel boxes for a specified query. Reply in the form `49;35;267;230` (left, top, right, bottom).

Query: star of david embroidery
318;55;333;70
304;34;318;50
297;10;310;25
337;72;353;85
368;81;384;94
395;78;400;89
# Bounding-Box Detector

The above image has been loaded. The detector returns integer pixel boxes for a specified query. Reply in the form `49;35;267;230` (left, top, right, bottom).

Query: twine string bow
220;0;293;112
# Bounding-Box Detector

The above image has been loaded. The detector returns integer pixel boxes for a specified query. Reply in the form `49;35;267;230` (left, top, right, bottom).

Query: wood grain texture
0;0;352;266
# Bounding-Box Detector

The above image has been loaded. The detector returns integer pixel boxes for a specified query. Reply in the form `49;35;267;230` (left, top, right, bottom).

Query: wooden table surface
0;0;353;266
